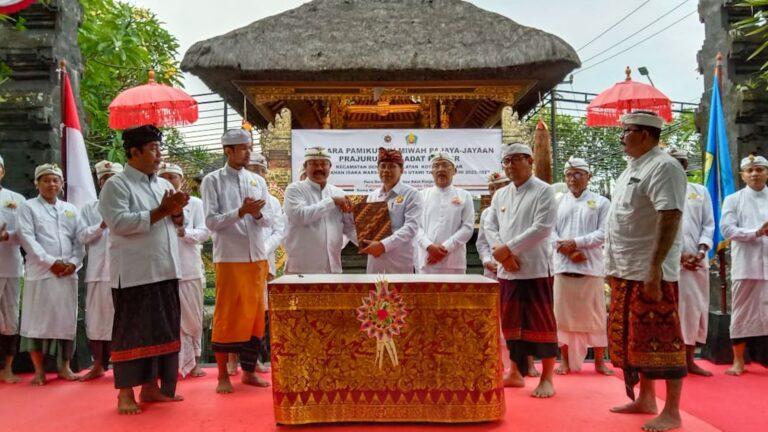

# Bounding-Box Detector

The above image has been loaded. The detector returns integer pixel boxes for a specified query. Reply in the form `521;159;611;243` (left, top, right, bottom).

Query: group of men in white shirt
0;110;766;427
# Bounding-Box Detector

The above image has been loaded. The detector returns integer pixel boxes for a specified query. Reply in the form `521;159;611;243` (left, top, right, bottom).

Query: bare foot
241;372;270;387
527;364;541;377
610;398;658;414
642;411;682;431
57;368;81;382
216;376;234;394
117;392;142;415
30;373;46;386
80;366;105;381
503;371;525;388
254;363;271;373
687;362;713;377
1;369;21;384
531;378;555;398
725;363;744;376
595;362;615;376
555;364;570;375
190;365;207;378
139;385;184;403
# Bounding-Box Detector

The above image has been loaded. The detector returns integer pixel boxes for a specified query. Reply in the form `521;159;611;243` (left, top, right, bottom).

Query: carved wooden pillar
500;105;531;145
260;107;292;189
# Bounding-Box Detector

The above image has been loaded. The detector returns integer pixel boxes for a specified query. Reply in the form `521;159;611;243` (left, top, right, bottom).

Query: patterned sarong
608;277;686;400
499;277;558;373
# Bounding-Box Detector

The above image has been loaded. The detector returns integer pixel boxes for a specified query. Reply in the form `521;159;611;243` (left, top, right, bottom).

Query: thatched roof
181;0;580;124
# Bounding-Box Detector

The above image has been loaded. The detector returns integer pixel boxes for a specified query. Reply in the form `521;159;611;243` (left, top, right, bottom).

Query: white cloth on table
415;185;474;274
366;181;423;274
264;194;286;277
678;183;714;346
99;164;181;288
0;187;24;278
16;197;84;281
200;164;275;264
179;277;205;377
483;175;556;280
604;146;687;282
730;279;768;339
0;278;20;336
85;281;113;341
283;179;354;274
721;186;768;281
552;190;610;277
178;196;210;281
78;199;110;282
20;277;78;340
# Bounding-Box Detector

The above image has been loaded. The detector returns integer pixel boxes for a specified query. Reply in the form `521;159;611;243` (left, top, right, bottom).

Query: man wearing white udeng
283;146;355;274
720;154;768;375
415;151;474;274
552;157;612;376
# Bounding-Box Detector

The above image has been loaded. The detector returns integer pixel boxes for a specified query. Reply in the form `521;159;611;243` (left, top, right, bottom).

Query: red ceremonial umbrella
108;70;198;130
586;67;672;127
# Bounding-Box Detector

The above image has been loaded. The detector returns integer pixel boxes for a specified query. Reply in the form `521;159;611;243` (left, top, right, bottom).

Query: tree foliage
78;0;182;160
732;1;768;88
526;110;701;197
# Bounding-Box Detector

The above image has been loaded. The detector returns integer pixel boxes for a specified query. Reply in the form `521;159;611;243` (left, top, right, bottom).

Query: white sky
126;0;705;110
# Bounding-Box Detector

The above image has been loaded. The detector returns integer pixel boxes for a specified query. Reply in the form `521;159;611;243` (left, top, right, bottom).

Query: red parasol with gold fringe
586;67;672;127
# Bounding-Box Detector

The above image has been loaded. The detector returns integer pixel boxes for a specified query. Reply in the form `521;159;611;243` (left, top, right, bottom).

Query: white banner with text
291;129;502;195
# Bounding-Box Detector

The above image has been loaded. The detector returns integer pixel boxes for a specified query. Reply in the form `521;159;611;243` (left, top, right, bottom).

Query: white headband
158;162;184;177
429;151;457;167
620;112;664;129
304;146;331;163
221;129;252;146
94;160;123;179
563;157;591;175
740;154;768;170
34;163;63;180
501;143;533;159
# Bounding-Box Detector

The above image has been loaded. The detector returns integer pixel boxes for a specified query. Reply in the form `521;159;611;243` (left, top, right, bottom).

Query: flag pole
59;58;68;201
714;52;728;315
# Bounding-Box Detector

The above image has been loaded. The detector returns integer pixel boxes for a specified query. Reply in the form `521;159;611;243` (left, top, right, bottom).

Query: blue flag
704;76;736;259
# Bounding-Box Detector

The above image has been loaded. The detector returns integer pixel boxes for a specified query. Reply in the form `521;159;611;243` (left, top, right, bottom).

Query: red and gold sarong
211;261;268;350
608;277;686;400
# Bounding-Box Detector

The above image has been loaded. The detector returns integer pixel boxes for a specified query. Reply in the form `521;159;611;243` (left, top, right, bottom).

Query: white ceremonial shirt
681;183;715;255
552;190;610;277
484;175;556;280
0;187;24;278
201;164;274;263
16;197;85;281
476;207;497;279
99;164;181;289
263;194;286;276
283;179;356;274
604;146;687;282
178;196;210;281
78;200;111;283
366;181;423;274
415;185;474;273
721;186;768;281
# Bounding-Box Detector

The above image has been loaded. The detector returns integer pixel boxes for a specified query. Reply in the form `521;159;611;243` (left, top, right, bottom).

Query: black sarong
0;334;18;358
111;279;180;392
499;277;559;375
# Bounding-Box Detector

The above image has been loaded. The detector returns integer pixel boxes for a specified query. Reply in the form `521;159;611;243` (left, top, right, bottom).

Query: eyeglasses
620;128;643;138
564;171;586;180
432;161;454;170
502;155;528;166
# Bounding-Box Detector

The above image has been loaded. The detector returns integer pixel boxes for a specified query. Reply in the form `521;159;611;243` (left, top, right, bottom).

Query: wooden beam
285;100;322;128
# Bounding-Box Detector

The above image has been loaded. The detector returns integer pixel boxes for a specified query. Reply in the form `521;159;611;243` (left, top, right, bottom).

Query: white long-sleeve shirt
78;199;110;283
0;187;24;278
681;183;714;255
366;181;423;274
201;164;274;263
476;207;498;279
604;147;687;282
415;185;474;273
283;179;356;274
264;194;286;276
99;164;181;289
16;196;85;281
484;175;556;280
178;196;210;281
721;186;768;281
552;190;610;277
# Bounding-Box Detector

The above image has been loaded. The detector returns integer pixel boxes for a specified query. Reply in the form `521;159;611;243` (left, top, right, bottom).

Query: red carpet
3;365;753;432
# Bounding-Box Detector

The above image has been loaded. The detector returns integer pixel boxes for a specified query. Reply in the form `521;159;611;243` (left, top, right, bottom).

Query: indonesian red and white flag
61;68;96;208
0;0;37;15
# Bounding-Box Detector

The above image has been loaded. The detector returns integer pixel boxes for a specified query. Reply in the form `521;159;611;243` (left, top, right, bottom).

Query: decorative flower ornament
356;276;408;369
